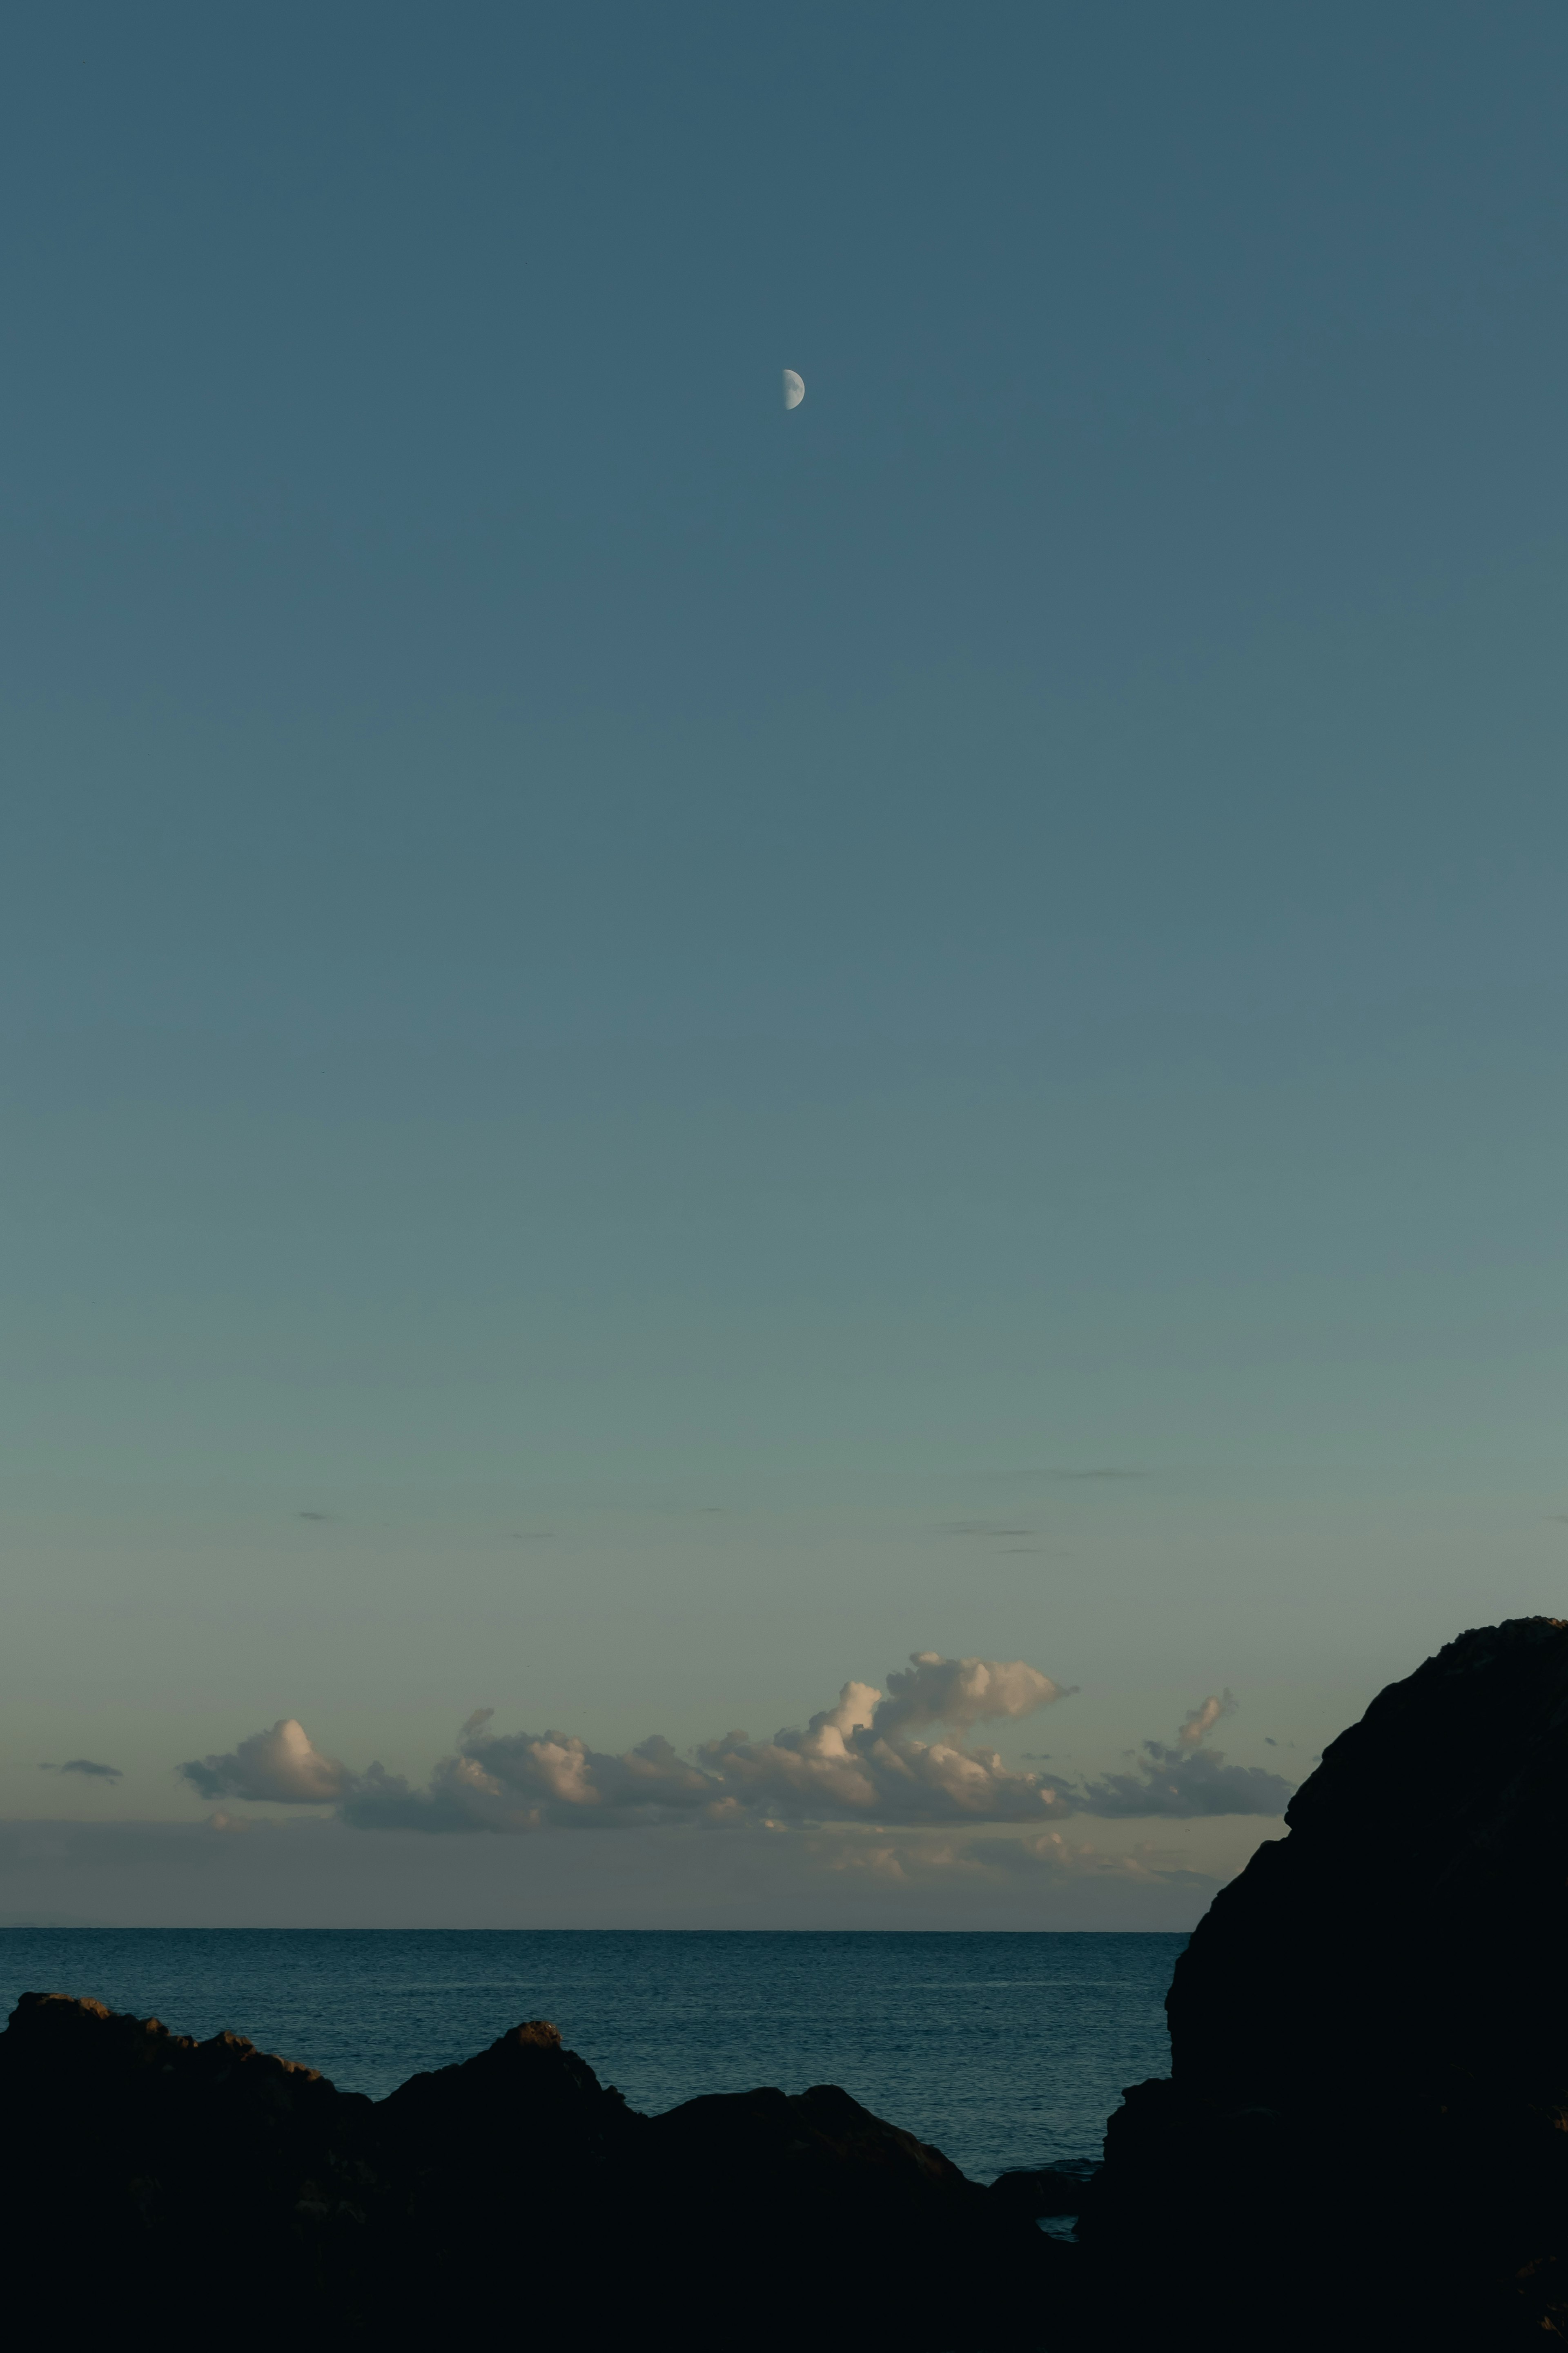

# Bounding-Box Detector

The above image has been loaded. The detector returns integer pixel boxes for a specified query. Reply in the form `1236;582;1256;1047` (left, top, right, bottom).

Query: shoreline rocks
0;1988;1069;2348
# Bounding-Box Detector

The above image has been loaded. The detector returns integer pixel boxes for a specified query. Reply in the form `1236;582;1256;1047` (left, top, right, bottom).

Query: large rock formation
1084;1616;1568;2346
0;1990;1068;2347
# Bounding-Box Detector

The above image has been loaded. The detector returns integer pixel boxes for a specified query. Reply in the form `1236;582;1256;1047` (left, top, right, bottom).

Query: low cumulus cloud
873;1653;1068;1734
1076;1691;1293;1818
183;1656;1293;1839
179;1720;352;1805
40;1759;122;1780
340;1658;1076;1834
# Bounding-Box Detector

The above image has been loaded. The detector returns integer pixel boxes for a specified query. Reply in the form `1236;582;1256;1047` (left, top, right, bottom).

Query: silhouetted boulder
649;2076;977;2203
1084;1616;1568;2347
0;1991;385;2334
987;2161;1099;2221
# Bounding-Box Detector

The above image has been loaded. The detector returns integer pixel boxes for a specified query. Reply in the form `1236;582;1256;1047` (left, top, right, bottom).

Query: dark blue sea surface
0;1929;1180;2180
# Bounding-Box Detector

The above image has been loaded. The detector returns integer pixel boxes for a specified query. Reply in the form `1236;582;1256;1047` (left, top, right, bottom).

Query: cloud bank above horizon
178;1651;1294;1835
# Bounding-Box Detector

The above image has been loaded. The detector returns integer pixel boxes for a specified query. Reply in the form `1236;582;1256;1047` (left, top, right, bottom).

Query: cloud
0;1813;1231;1933
339;1655;1077;1835
39;1759;123;1780
1051;1468;1148;1481
808;1824;1218;1891
187;1657;1292;1840
873;1652;1072;1734
1074;1693;1292;1818
1177;1690;1236;1748
1078;1748;1292;1817
179;1720;352;1804
971;1829;1215;1882
340;1732;722;1833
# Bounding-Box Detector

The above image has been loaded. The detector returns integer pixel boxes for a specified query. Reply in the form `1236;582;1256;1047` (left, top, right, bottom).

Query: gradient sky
3;1;1566;1927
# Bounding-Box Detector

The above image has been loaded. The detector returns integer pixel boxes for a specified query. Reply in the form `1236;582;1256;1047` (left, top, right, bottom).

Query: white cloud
340;1732;721;1833
694;1709;1075;1829
184;1657;1293;1838
871;1652;1072;1735
179;1719;352;1805
340;1654;1074;1833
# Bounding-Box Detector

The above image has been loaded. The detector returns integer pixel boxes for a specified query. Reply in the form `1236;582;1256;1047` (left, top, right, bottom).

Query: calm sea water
0;1928;1180;2181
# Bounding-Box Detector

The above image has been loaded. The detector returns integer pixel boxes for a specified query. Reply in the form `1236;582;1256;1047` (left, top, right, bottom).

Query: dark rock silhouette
0;1992;385;2333
0;1992;1069;2348
987;2159;1099;2221
20;1617;1568;2347
1084;1616;1568;2346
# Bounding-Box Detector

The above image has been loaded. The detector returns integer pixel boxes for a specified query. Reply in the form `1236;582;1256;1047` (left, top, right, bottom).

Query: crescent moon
782;368;805;410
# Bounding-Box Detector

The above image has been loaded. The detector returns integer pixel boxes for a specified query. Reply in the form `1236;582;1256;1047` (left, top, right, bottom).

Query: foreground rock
988;2160;1099;2221
1085;1616;1568;2347
0;1993;1069;2346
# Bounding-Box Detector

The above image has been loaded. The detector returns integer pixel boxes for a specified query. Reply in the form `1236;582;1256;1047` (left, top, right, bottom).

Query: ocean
0;1927;1180;2183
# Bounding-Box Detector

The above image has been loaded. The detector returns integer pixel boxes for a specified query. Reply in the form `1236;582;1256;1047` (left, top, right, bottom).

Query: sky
2;0;1566;1928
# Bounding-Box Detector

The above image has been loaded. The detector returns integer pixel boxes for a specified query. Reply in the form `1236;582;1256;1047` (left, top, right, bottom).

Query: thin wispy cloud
40;1758;122;1780
807;1824;1220;1891
1051;1468;1149;1482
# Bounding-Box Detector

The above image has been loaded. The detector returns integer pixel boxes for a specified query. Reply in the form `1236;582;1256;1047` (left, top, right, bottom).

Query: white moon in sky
782;368;805;409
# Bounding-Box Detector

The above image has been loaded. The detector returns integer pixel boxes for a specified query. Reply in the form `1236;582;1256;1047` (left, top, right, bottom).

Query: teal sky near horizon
2;3;1566;1922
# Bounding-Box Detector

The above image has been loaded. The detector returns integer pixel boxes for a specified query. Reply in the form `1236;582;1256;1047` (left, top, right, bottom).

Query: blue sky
2;1;1566;1925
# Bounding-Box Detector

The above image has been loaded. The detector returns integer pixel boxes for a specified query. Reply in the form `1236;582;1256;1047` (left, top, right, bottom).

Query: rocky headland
10;1617;1568;2347
1083;1614;1568;2345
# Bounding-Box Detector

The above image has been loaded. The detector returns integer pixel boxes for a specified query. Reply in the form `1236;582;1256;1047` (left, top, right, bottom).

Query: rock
639;2079;1012;2333
1082;1617;1568;2348
648;2076;978;2204
0;1990;385;2337
0;1992;1069;2347
988;2161;1100;2220
377;2014;636;2192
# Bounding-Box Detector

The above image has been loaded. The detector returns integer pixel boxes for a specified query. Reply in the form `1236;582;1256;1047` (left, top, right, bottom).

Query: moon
782;368;805;410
